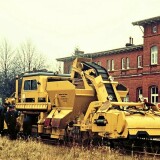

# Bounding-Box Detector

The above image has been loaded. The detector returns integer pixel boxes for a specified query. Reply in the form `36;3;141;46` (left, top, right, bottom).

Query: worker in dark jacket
5;105;19;140
0;105;4;135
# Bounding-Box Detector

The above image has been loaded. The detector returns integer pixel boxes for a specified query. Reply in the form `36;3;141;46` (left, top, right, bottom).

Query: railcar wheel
81;131;91;146
64;124;74;145
64;124;91;146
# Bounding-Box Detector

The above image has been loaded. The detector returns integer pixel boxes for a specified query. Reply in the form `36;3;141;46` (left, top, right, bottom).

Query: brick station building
57;16;160;103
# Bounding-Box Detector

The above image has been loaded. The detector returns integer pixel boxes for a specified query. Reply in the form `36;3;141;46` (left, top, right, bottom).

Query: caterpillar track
82;61;117;102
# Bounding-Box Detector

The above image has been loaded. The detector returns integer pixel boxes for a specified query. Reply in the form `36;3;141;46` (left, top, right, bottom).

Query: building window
137;87;143;101
24;80;37;90
137;56;142;68
97;61;101;66
152;25;157;34
111;60;114;71
151;46;158;65
121;58;125;70
126;58;130;69
150;86;158;104
123;95;129;102
107;59;114;71
107;60;111;71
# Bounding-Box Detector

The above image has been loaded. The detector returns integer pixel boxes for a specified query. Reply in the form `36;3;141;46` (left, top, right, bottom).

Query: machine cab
21;73;49;103
16;72;55;111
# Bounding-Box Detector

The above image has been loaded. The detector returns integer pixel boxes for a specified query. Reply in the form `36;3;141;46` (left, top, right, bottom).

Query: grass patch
0;137;156;160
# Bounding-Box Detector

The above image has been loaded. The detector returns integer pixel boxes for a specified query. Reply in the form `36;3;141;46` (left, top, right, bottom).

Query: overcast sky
0;0;159;70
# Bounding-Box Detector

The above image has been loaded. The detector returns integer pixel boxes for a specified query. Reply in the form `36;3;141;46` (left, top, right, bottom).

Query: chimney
75;50;84;55
126;37;134;47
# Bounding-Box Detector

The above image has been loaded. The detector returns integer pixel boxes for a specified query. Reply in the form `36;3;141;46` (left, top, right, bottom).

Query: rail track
111;138;160;159
29;135;160;158
40;138;160;160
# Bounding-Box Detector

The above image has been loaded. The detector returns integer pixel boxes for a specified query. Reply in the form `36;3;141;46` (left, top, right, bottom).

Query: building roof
56;44;143;62
23;72;70;77
132;16;160;26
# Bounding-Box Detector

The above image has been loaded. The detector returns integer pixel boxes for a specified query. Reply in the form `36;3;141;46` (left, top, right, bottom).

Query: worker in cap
5;105;19;140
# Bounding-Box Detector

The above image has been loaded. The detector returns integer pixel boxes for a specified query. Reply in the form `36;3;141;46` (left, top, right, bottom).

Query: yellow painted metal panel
16;103;49;110
129;129;160;135
126;115;160;129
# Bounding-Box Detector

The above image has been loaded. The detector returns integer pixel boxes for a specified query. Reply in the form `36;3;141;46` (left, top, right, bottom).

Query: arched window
151;46;158;65
150;86;158;103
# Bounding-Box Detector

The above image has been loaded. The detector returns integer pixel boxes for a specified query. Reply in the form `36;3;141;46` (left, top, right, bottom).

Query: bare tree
34;53;47;70
0;39;15;99
16;40;47;73
0;39;48;101
0;39;14;76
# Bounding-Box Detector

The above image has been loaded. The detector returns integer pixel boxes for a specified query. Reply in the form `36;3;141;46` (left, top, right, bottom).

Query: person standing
5;105;18;140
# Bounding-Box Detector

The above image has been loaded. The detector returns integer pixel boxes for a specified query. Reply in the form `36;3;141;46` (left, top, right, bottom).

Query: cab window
24;80;37;90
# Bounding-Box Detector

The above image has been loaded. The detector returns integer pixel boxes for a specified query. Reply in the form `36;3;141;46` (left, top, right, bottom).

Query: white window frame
121;58;125;70
138;56;142;68
126;58;130;69
150;86;158;104
111;59;114;71
151;46;158;65
107;60;111;71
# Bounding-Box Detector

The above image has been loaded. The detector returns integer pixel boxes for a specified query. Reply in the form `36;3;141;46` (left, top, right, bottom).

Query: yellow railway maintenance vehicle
15;58;160;148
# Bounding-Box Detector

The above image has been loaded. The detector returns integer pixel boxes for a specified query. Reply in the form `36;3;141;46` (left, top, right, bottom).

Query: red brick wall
116;76;142;102
93;50;143;78
143;23;160;73
116;74;160;102
62;21;160;103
